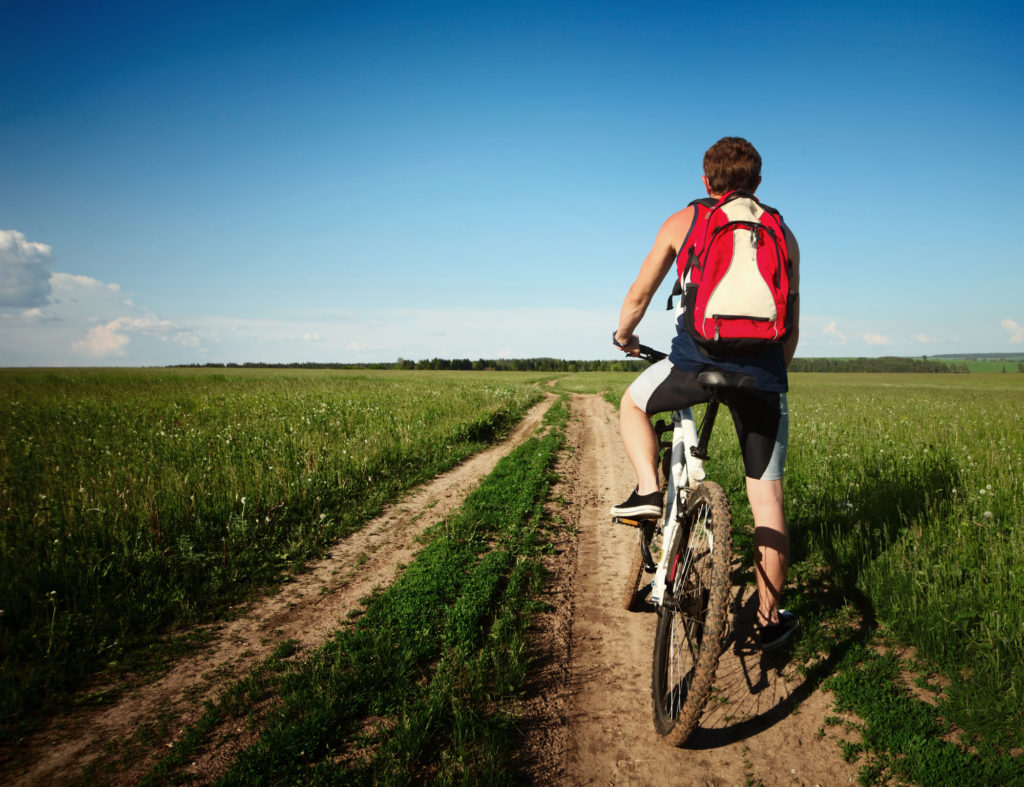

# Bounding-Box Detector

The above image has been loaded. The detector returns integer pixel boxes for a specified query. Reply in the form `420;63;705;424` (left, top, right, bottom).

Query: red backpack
676;191;793;353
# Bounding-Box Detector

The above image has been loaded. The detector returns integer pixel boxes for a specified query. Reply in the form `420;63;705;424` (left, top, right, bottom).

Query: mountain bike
614;345;756;746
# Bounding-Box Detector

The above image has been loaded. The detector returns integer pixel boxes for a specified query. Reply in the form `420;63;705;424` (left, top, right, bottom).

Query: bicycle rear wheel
650;481;732;745
622;520;658;611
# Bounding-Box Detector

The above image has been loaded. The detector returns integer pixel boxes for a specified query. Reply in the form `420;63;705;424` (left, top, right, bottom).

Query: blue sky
2;0;1022;365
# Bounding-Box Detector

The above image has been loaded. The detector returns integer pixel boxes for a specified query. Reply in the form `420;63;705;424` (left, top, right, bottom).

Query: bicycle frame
648;406;705;605
617;345;734;610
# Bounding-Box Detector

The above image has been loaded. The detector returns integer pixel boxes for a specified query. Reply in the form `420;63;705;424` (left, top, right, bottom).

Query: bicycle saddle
697;369;759;391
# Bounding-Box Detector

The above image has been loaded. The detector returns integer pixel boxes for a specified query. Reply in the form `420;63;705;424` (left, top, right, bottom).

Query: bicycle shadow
667;448;963;749
679;562;874;750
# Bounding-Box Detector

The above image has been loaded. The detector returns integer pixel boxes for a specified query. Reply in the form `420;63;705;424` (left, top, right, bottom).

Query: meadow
2;366;1022;781
0;367;546;738
785;374;1024;751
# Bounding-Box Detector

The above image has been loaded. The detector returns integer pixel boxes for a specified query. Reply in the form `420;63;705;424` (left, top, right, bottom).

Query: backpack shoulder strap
682;199;713;246
667;199;713;310
755;199;782;220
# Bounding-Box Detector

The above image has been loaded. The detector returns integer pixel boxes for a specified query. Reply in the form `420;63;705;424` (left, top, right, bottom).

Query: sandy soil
5;393;859;785
520;394;859;786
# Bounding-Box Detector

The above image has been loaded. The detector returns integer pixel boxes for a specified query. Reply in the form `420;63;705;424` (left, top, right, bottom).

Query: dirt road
526;394;857;786
7;393;857;785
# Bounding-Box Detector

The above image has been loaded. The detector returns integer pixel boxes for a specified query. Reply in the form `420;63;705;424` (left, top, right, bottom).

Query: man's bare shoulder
657;204;698;252
663;204;697;231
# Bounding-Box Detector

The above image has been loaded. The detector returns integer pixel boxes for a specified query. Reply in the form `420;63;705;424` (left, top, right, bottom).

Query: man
610;137;800;649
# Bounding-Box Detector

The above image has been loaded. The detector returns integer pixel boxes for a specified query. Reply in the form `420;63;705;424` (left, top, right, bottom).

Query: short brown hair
703;137;762;194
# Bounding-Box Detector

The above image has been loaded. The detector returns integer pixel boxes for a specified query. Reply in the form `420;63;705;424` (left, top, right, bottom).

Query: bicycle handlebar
636;344;668;364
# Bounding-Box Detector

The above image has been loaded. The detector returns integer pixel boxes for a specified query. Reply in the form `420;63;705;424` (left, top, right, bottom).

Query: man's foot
758;609;799;650
610;488;663;519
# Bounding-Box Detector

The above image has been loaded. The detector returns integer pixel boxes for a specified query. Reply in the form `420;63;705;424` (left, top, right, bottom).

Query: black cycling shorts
628;359;788;481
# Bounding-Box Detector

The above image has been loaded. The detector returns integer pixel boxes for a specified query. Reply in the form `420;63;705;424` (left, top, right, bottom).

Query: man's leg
612;361;699;518
620;388;660;496
731;391;796;646
746;477;789;626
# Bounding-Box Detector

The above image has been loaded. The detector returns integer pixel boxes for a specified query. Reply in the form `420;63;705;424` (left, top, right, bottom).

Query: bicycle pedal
612;516;643;528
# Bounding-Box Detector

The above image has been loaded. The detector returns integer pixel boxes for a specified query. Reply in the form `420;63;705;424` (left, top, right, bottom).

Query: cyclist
610;137;801;650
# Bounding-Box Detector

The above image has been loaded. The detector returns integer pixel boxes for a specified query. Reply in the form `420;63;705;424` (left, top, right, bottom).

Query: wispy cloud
862;333;893;346
71;315;183;358
823;320;846;343
1002;318;1024;343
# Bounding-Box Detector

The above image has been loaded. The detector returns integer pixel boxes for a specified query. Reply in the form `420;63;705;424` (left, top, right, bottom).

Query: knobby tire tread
650;481;732;746
622;546;645;611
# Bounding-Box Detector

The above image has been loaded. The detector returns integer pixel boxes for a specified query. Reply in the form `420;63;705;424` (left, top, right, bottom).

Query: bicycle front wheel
650;481;732;745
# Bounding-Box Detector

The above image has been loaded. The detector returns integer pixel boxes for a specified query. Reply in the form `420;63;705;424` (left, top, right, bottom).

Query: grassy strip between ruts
139;394;569;785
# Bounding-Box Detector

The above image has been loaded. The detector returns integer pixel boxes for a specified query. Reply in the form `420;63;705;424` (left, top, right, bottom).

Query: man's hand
612;330;640;356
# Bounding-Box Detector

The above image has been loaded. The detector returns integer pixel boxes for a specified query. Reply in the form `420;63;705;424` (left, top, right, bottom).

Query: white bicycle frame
648;406;706;606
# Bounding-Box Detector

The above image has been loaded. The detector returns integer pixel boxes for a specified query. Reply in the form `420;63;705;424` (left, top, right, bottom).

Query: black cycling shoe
610;488;663;519
758;610;800;650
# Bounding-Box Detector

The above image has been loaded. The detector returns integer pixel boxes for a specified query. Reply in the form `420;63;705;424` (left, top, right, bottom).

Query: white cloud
180;305;626;364
21;307;54;322
49;273;128;316
1002;318;1024;343
913;333;937;344
173;332;199;347
72;320;132;357
70;314;181;358
0;230;54;308
302;332;323;342
823;320;846;343
862;333;893;346
0;246;199;365
51;272;108;291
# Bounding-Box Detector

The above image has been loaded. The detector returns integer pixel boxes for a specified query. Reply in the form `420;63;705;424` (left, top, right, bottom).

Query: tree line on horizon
171;356;987;373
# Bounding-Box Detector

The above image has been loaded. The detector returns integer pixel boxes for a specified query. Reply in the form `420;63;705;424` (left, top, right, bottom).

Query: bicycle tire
650;481;732;745
622;545;645;611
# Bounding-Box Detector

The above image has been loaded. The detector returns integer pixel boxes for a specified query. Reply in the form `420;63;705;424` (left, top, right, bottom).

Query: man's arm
782;225;800;367
614;206;694;353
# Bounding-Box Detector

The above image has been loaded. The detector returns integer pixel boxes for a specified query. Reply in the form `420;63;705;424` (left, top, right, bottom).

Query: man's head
702;137;762;196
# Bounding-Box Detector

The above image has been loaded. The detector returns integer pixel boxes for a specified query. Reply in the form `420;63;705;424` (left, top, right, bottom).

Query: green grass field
0;368;547;739
2;367;1022;781
789;374;1024;751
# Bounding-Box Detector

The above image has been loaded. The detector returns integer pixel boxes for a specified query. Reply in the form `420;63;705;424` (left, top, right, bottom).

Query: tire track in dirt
7;397;554;786
524;393;857;786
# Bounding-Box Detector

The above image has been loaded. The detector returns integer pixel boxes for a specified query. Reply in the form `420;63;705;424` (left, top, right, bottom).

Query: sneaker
610;488;663;519
758;610;800;650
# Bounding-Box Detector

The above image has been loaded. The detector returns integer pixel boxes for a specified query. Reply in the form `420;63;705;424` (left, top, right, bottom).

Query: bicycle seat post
690;368;759;463
690;395;720;462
